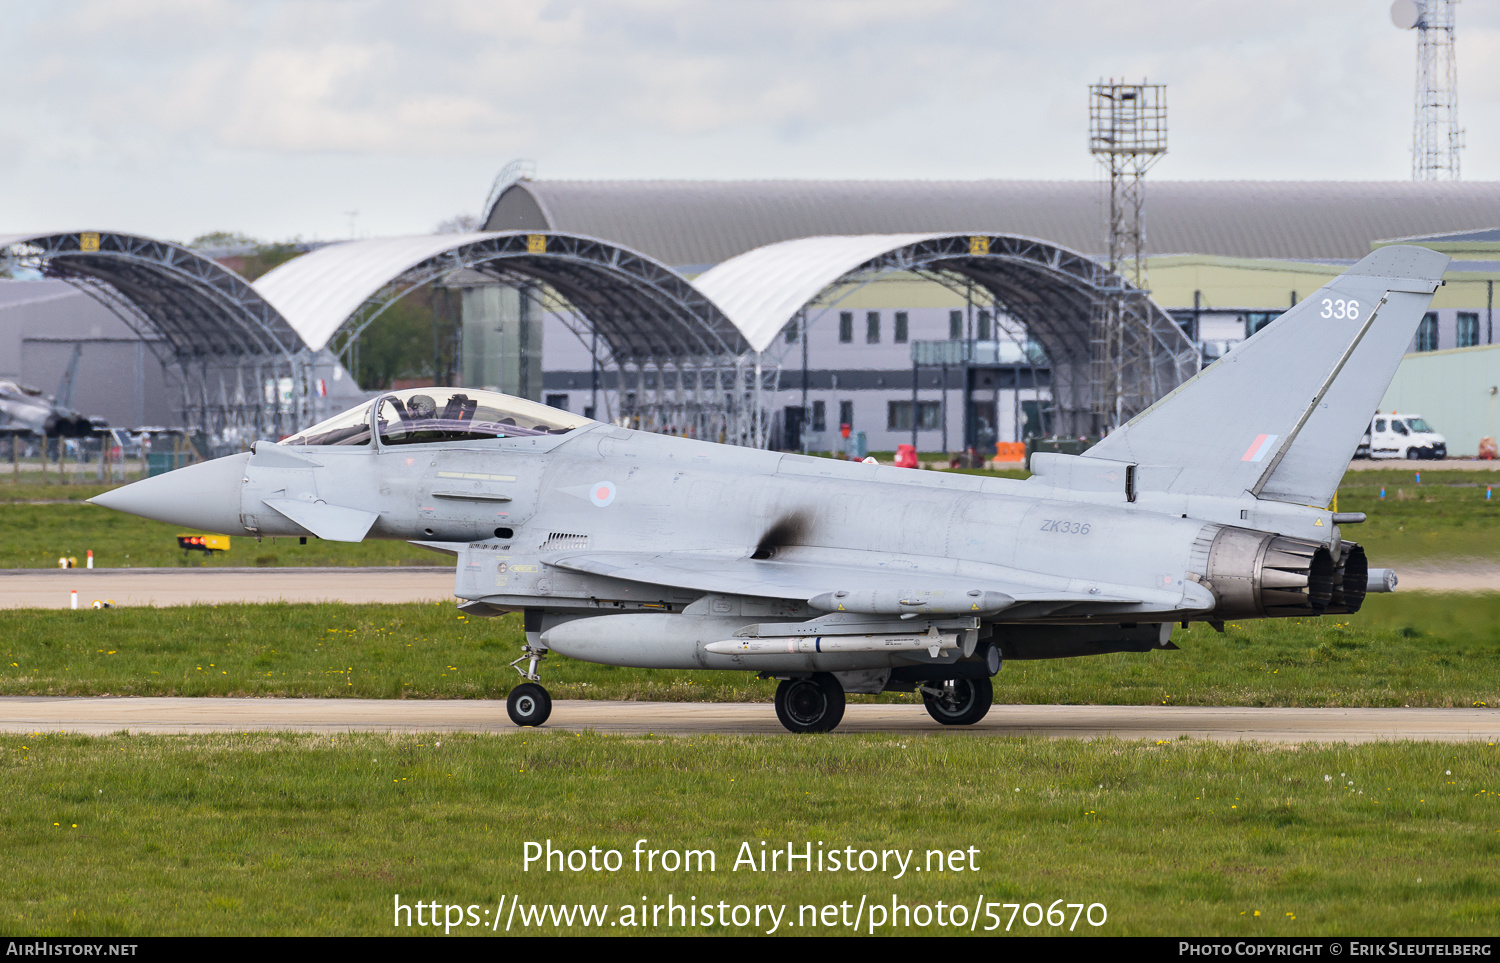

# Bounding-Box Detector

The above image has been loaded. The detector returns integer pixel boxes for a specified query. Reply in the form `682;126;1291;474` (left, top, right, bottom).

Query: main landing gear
506;643;552;727
919;677;994;726
774;672;846;733
770;673;996;733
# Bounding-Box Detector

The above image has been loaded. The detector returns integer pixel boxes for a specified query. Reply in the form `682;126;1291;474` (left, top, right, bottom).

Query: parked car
1359;412;1447;460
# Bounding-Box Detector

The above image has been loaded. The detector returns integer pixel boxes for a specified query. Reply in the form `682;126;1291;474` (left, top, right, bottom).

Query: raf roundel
589;481;617;508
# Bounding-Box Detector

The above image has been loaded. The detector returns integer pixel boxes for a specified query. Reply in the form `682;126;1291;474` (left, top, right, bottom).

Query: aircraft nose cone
89;451;250;535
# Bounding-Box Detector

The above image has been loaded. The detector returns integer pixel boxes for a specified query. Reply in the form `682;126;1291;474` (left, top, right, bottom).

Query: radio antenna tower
1088;80;1166;431
1393;0;1463;180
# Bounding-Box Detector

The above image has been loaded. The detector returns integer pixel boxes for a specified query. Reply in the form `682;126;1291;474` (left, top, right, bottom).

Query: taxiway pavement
2;563;1496;609
0;697;1494;743
0;566;454;608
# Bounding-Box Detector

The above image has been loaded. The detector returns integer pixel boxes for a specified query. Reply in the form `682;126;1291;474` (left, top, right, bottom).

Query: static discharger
705;627;958;659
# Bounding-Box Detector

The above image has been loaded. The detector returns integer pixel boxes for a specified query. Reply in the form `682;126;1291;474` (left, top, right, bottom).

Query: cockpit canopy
281;387;593;447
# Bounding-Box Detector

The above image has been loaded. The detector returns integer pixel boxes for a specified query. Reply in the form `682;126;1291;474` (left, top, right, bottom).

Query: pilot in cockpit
405;393;438;424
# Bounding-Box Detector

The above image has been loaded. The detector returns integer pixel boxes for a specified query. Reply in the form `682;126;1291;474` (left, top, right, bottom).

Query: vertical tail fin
1085;245;1449;504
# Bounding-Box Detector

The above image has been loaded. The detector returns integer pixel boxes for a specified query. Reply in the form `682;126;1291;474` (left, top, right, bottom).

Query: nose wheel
506;643;552;727
507;683;552;727
920;677;993;726
774;673;846;733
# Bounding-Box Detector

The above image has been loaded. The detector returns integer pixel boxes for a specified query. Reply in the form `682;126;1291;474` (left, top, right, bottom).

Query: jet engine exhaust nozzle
1200;527;1336;620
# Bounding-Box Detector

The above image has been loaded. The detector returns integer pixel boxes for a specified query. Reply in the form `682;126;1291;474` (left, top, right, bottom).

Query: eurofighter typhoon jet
90;246;1446;732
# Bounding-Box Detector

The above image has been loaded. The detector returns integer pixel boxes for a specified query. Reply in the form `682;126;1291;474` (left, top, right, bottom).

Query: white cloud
0;0;1494;240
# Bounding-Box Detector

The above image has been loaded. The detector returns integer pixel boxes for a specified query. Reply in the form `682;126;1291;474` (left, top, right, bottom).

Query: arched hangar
252;231;763;443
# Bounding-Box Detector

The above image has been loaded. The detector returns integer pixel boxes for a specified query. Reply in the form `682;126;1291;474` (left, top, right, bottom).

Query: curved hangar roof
695;233;1195;381
487;179;1500;266
0;230;304;362
253;231;749;359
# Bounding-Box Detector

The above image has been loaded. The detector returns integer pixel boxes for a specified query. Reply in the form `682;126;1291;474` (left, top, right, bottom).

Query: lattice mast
1396;0;1463;180
1088;81;1167;433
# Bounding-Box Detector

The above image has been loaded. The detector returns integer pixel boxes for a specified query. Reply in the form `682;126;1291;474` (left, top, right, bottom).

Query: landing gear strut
920;677;993;726
774;673;846;733
506;644;552;727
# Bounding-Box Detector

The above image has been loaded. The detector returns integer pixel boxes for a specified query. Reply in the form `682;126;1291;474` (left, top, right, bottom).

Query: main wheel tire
507;682;552;727
922;677;994;726
774;673;846;733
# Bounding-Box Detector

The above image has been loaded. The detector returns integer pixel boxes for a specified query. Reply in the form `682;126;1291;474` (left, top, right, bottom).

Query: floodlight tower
1088;80;1167;431
1392;0;1463;180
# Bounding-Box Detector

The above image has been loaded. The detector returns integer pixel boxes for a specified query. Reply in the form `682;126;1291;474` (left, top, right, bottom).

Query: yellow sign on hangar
79;232;101;252
527;234;547;254
968;236;990;256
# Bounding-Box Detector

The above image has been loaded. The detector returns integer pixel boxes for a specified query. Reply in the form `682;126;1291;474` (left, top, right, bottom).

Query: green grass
0;732;1494;935
1336;472;1500;563
0;502;446;569
0;481;121;503
3;594;1497;707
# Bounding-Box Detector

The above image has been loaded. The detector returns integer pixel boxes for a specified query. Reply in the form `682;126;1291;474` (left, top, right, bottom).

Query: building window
894;311;909;343
1416;312;1439;351
1457;312;1480;348
811;400;826;432
839;400;854;429
1246;312;1281;336
888;400;942;431
839;312;853;343
949;310;963;340
784;320;798;344
977;309;992;341
866;311;880;344
545;393;569;411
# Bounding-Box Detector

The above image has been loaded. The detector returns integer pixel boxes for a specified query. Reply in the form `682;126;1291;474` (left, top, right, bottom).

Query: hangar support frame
0;231;315;446
286;232;766;446
734;233;1198;441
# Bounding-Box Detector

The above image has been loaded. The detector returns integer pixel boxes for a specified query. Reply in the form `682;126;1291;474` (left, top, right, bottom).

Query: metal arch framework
315;231;768;446
1;231;314;442
760;233;1201;436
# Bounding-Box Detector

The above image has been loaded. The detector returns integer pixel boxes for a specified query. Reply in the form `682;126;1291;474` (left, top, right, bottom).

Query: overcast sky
3;0;1496;243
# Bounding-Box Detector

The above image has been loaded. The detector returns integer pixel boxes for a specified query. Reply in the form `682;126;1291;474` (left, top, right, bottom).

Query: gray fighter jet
90;245;1446;732
0;345;98;439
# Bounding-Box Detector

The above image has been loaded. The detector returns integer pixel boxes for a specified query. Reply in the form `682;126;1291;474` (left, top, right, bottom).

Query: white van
1360;412;1447;460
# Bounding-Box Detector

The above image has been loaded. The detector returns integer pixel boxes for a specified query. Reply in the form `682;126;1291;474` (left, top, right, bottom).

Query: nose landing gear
507;682;552;727
506;643;552;727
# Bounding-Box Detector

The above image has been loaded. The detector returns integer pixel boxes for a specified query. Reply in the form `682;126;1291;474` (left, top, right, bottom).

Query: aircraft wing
542;548;1201;617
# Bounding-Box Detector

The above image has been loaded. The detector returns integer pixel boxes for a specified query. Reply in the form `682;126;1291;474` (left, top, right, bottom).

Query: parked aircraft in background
90;246;1446;732
0;345;99;438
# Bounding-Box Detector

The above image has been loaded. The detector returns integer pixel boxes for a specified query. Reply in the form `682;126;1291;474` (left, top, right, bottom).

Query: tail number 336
1320;298;1360;320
